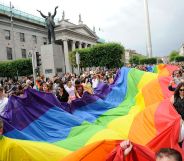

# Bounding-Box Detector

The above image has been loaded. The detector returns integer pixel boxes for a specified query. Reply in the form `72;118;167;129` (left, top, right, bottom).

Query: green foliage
175;56;184;62
129;55;140;65
169;50;179;62
139;58;157;64
0;59;32;77
69;43;124;69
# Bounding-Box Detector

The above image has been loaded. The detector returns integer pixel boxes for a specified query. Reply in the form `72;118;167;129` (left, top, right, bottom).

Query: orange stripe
128;77;164;145
61;140;119;161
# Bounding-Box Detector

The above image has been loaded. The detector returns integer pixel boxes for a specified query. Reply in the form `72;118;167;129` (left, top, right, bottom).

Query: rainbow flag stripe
0;64;181;161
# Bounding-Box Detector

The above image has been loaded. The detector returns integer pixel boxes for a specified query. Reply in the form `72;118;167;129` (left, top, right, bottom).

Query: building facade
0;4;98;73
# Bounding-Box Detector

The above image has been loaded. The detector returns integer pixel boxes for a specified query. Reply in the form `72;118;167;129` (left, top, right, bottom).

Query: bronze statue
37;6;58;44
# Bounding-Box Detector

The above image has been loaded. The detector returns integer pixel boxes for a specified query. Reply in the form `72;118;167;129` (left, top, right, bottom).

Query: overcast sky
1;0;184;56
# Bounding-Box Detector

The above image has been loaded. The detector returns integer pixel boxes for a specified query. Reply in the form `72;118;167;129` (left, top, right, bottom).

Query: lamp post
28;50;36;83
144;0;152;58
76;52;80;75
10;2;16;60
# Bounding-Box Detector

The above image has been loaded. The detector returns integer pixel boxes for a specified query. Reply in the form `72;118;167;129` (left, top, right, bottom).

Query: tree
169;51;179;62
129;55;140;65
0;59;32;78
140;57;157;64
175;56;184;62
69;43;125;69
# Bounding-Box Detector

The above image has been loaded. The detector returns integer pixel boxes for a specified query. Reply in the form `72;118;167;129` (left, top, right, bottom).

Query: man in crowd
0;87;8;116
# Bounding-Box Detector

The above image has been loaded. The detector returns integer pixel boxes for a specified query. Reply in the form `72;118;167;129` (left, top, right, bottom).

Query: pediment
69;25;97;38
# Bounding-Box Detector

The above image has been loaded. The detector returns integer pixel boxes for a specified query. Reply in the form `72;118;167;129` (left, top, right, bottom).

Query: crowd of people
0;67;119;115
0;63;183;160
0;63;183;106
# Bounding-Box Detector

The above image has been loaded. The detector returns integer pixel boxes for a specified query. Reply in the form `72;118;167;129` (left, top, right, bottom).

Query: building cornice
55;28;98;41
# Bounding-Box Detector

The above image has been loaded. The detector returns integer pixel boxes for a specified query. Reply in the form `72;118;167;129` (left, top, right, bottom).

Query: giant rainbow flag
0;64;182;161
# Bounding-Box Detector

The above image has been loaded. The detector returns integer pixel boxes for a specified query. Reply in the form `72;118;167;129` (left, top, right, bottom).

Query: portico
55;19;98;73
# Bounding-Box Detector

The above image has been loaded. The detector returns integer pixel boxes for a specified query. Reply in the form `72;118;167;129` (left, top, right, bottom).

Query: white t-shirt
92;79;99;89
64;85;75;97
0;97;8;116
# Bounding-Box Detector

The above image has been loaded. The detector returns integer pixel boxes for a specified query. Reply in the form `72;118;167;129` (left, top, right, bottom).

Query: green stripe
53;68;144;151
153;65;158;73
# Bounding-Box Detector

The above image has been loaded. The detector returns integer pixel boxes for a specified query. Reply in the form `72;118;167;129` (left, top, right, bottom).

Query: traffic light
36;52;41;67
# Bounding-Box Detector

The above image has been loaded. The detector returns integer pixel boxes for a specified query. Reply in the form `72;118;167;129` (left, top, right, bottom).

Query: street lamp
76;52;80;74
28;50;36;83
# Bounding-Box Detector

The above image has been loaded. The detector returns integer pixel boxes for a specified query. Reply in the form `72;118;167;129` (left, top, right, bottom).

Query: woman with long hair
170;82;184;142
56;84;69;103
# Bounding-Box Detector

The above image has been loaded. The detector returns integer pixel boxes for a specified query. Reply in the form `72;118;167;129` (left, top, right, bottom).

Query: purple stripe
2;88;67;132
2;69;122;132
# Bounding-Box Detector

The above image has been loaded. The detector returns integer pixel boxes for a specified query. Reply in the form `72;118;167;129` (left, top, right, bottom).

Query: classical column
72;40;76;51
63;39;71;73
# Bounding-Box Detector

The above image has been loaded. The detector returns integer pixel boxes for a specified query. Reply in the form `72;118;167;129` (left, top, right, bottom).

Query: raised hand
120;140;133;157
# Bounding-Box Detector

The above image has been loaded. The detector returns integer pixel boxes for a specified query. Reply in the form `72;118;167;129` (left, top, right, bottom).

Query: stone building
0;4;98;74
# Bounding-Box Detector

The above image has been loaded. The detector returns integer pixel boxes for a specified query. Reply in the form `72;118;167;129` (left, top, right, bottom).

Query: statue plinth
40;44;65;78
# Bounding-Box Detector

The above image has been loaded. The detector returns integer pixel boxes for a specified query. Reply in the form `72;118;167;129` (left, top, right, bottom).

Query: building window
45;69;53;74
6;47;13;60
20;33;25;42
32;35;37;44
21;49;26;58
43;37;47;45
5;30;10;40
56;68;62;73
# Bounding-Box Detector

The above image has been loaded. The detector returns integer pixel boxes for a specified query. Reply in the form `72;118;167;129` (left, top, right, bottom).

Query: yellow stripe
0;136;71;161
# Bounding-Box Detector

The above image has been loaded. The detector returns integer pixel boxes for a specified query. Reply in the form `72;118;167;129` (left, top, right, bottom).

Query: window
32;35;37;44
21;49;26;58
43;37;47;45
45;69;53;74
20;33;25;42
56;68;62;73
5;30;10;40
6;47;12;60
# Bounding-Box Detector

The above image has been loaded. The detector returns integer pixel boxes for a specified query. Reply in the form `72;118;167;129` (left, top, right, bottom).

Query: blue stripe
72;67;130;122
5;106;83;142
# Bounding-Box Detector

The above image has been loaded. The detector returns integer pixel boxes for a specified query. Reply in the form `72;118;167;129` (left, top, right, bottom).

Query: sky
1;0;184;56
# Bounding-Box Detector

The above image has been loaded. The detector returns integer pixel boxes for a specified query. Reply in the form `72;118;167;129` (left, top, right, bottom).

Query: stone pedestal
41;44;65;78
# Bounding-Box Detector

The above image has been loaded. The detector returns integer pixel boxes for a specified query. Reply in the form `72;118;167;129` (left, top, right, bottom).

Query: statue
79;14;81;22
78;14;83;24
37;6;58;44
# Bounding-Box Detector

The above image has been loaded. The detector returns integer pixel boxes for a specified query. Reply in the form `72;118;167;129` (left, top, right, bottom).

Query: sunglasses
179;89;184;91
